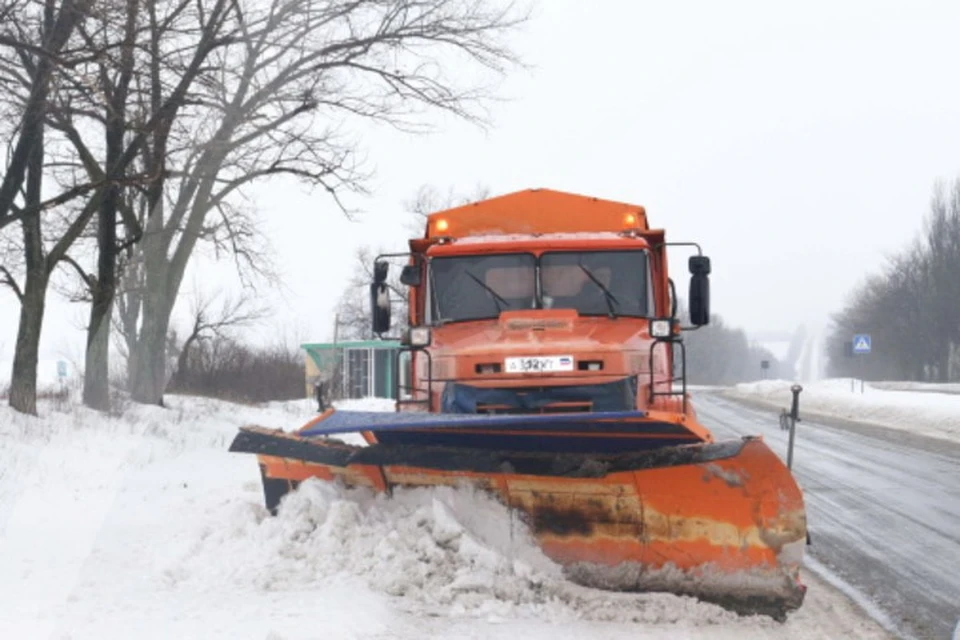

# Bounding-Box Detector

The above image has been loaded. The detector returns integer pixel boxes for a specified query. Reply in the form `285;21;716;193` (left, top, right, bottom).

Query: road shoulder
716;389;960;458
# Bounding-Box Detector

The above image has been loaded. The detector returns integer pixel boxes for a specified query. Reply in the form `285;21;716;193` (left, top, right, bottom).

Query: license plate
504;355;574;373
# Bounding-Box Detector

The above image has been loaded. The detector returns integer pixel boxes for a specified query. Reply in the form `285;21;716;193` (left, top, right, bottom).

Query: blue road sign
852;334;872;354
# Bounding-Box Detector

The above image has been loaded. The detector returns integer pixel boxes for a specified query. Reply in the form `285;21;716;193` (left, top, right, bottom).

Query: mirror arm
667;277;677;319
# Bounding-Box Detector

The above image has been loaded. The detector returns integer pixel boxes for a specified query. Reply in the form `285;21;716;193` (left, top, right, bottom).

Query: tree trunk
82;284;113;410
82;179;119;411
9;266;49;415
82;158;120;411
172;332;198;387
128;15;170;407
130;302;170;405
9;91;48;416
81;0;139;411
938;346;951;383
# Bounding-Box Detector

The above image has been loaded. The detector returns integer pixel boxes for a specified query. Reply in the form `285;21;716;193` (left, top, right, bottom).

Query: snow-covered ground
0;358;79;397
0;394;892;639
869;380;960;395
727;378;960;444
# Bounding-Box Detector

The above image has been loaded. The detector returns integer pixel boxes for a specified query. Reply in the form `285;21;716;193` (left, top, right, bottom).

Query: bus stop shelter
302;340;401;401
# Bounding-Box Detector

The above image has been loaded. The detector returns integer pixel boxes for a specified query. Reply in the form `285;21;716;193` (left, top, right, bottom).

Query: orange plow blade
230;410;807;619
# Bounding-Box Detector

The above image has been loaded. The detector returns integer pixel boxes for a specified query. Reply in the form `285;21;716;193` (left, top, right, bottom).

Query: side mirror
373;260;389;284
399;264;421;287
370;281;391;334
688;255;710;326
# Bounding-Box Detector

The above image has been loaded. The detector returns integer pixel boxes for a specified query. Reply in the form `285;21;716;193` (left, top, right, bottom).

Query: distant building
301;340;401;400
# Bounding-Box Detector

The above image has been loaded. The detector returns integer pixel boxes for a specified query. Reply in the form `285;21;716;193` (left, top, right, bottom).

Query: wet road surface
694;391;960;640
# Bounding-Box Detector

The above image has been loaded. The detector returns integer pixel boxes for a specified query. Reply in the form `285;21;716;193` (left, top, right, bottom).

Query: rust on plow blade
230;426;808;620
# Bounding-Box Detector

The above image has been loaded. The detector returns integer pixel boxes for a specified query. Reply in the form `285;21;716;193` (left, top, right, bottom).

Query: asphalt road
693;391;960;640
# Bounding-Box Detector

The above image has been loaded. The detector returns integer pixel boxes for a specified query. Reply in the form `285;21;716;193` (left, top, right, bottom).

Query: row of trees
826;178;960;381
684;314;784;385
0;0;526;415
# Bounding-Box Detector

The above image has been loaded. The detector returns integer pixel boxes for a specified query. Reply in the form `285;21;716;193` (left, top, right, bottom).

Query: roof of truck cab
423;188;648;239
426;231;651;256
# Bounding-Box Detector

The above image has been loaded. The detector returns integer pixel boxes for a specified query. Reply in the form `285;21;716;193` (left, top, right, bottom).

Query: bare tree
76;0;141;410
0;0;95;231
1;0;526;412
0;0;107;415
119;0;526;406
1;0;244;413
921;180;960;380
167;289;269;391
679;305;785;385
335;246;410;341
44;0;247;410
333;183;491;339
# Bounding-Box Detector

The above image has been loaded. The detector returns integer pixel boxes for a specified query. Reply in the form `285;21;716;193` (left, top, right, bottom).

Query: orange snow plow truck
229;188;808;619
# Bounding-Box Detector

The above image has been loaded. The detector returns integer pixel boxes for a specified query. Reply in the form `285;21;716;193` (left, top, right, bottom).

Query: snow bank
728;378;960;444
869;380;960;394
332;396;398;413
180;478;755;626
0;394;892;639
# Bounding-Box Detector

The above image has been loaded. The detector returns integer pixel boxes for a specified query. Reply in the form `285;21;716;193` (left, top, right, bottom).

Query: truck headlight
649;318;673;339
409;327;432;347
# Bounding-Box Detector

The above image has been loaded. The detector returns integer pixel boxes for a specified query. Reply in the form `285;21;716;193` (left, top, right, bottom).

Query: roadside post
760;359;769;379
786;384;803;470
56;360;68;409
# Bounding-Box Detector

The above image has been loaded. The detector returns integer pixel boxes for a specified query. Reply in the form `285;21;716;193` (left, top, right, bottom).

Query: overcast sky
4;0;960;364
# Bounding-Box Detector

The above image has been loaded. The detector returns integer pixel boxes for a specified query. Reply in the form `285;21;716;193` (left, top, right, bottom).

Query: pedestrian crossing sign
852;334;871;354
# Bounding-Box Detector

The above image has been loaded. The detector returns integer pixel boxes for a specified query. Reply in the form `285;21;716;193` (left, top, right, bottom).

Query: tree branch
0;265;23;301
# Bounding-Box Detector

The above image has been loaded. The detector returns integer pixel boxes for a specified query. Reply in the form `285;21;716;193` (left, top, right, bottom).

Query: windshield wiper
464;270;508;314
578;263;619;318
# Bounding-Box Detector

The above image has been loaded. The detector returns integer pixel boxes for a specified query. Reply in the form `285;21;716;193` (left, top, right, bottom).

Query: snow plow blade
229;409;807;619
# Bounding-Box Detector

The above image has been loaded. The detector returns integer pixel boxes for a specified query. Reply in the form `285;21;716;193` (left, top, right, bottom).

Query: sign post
852;334;871;394
56;360;67;405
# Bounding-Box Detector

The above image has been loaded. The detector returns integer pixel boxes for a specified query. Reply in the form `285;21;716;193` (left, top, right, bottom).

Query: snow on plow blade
229;410;807;619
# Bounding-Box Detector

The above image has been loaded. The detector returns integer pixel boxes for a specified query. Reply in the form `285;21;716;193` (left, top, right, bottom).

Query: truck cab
370;189;711;417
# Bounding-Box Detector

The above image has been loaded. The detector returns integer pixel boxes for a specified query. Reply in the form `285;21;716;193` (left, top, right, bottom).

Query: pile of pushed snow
728;378;960;444
175;478;759;628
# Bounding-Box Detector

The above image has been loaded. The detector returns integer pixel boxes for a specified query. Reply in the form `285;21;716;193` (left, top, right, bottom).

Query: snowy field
727;378;960;444
0;394;893;639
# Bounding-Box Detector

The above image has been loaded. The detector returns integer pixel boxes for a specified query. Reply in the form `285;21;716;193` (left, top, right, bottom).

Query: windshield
431;253;537;323
430;250;649;323
541;251;648;317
